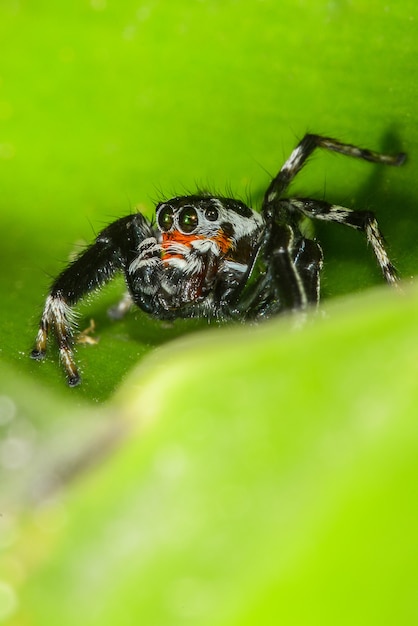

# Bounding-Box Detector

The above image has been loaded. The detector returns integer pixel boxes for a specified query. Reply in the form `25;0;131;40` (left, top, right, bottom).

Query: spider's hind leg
281;198;398;285
262;133;406;216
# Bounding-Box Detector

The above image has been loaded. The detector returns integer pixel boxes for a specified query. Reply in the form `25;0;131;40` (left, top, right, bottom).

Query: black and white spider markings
31;133;406;386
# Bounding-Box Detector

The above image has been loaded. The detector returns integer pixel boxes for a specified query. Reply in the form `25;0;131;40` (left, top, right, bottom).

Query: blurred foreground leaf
2;283;418;625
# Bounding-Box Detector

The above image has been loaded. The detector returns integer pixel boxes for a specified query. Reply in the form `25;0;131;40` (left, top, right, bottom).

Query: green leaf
0;0;417;624
3;284;418;625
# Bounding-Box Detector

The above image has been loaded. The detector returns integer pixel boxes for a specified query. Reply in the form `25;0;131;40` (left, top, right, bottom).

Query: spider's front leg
31;213;153;386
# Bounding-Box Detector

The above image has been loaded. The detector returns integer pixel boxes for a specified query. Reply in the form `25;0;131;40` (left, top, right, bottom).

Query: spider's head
156;195;264;262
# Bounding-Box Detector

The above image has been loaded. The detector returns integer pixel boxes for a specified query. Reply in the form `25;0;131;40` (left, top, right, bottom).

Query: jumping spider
31;133;406;386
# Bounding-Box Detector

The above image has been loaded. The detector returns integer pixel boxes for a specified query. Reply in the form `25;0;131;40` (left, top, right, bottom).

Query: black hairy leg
31;213;153;386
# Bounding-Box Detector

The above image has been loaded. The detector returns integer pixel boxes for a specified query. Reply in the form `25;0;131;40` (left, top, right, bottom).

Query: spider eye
205;207;219;222
178;207;198;233
157;205;174;231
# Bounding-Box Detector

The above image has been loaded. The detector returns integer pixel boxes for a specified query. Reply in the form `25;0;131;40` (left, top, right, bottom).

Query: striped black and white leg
280;198;398;285
262;133;406;214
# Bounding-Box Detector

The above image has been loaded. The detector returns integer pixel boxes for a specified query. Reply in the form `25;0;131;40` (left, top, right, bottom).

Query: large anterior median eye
157;205;174;231
178;206;198;233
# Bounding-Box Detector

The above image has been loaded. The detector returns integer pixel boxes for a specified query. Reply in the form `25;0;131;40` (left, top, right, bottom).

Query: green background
0;1;417;624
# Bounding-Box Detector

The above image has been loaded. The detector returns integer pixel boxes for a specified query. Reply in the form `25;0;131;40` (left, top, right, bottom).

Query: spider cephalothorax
30;133;406;385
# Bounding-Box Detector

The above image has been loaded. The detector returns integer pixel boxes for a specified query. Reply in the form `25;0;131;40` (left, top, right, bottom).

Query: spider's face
155;195;264;265
128;195;265;315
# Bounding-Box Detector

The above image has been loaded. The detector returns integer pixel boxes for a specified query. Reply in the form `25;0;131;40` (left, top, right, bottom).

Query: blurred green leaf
3;284;418;625
0;0;417;624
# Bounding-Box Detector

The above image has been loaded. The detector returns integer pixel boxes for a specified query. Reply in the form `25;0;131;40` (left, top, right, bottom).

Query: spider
30;133;406;386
